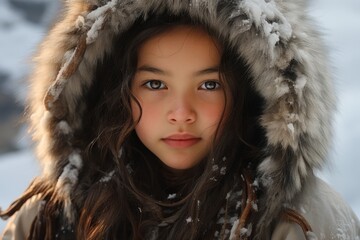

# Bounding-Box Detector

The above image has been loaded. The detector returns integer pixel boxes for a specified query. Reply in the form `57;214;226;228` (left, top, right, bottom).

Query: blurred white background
0;0;359;232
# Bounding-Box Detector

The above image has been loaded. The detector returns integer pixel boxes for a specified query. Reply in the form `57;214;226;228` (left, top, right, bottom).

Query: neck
159;160;204;194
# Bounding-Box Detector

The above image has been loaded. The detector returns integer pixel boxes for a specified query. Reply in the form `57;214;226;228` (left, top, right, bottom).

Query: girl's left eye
143;80;166;90
200;81;221;90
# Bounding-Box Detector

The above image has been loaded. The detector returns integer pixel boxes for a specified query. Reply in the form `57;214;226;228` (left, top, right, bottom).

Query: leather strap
282;208;313;235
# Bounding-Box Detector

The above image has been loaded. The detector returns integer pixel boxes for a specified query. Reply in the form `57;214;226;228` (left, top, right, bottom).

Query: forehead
137;25;222;68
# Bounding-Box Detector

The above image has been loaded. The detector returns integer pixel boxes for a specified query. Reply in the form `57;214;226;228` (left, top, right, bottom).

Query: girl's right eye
143;80;166;90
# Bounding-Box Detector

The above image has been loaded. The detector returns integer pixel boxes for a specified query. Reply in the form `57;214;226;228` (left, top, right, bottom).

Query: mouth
162;134;201;148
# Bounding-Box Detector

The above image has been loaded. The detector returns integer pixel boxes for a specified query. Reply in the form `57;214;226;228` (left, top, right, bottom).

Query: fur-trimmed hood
26;0;335;238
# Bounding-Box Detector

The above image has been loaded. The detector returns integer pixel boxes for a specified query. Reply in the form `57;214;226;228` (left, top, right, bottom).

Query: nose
167;97;196;124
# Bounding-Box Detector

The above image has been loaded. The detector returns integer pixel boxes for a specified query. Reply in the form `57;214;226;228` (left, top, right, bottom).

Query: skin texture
131;25;225;170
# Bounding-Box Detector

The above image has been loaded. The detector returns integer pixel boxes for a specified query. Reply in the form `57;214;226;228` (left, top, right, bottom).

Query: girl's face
131;25;225;170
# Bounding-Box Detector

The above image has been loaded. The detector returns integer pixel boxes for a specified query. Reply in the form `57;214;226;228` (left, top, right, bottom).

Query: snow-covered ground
0;0;359;233
0;1;44;101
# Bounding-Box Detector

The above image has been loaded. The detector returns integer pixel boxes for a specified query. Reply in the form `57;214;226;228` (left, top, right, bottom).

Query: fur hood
26;0;335;237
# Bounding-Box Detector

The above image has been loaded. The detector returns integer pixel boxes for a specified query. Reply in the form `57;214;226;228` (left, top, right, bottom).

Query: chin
162;159;202;171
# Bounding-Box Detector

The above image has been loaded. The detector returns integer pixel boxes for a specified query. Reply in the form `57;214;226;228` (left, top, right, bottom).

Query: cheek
199;102;226;142
131;90;165;121
195;106;223;139
206;106;224;126
199;88;225;106
131;99;162;137
134;100;162;122
200;97;226;126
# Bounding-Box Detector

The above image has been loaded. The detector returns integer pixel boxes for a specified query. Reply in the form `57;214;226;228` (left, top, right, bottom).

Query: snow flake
220;167;227;175
252;178;259;188
236;201;241;210
212;164;219;171
229;217;238;224
251;201;258;211
186;217;193;223
240;223;253;237
158;222;168;227
240;174;245;181
226;191;231;200
230;223;253;239
167;193;177;200
210;177;218;182
229;219;240;239
99;170;115;183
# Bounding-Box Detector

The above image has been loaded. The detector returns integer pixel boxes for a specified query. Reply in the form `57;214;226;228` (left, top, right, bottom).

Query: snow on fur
55;150;83;222
235;0;292;61
86;0;118;44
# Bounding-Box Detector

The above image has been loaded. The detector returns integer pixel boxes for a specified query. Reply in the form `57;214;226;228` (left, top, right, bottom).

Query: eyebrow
194;66;219;76
137;65;169;75
136;65;219;76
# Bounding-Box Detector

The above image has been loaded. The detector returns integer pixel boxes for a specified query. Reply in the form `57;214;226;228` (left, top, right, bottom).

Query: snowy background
0;0;359;232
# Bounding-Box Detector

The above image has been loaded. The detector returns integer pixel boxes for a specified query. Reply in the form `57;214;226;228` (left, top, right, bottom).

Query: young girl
1;1;359;239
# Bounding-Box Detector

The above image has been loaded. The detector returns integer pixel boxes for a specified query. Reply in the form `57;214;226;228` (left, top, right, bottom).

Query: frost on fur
230;0;292;60
86;0;118;44
55;150;83;222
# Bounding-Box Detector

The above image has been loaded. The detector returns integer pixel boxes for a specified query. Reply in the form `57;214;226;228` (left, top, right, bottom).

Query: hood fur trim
28;0;335;236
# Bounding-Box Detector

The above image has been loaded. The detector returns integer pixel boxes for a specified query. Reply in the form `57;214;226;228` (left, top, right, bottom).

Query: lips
162;133;201;148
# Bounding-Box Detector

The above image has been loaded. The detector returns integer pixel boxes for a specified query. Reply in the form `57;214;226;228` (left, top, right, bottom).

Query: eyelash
142;80;221;90
143;80;167;90
199;81;221;90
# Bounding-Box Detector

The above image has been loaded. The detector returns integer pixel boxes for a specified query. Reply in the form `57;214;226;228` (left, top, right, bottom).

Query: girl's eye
200;81;221;90
143;80;166;90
